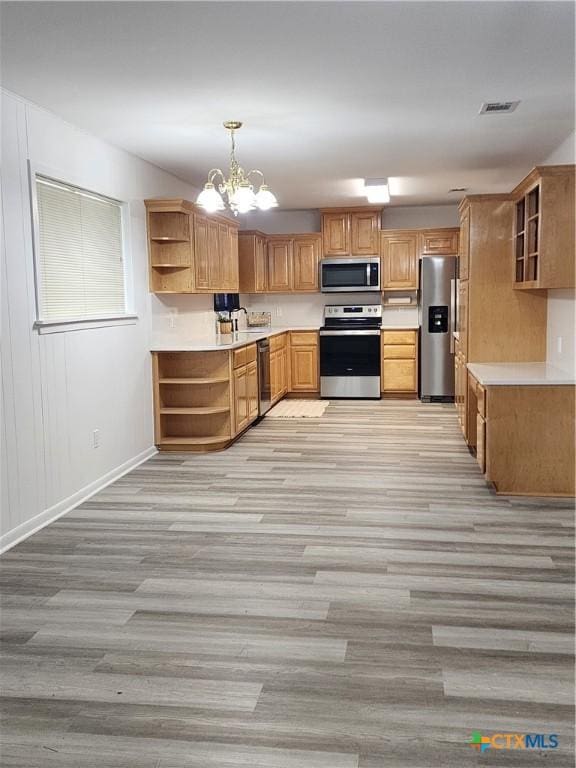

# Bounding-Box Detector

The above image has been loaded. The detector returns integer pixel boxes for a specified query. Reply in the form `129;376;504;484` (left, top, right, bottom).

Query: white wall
382;205;459;229
0;90;199;551
238;209;321;234
546;290;576;374
543;130;575;373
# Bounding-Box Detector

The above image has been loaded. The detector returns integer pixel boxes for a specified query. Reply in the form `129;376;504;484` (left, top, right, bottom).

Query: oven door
320;330;381;398
321;259;380;292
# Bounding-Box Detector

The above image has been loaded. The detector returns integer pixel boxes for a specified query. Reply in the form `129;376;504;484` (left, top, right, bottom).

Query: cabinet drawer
245;343;257;364
382;344;415;359
382;359;416;392
382;330;416;345
233;347;247;369
290;330;318;347
270;333;287;352
477;384;486;418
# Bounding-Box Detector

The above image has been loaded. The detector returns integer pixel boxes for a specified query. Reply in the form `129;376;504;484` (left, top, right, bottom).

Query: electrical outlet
168;308;178;329
557;336;563;355
92;429;100;449
276;307;283;318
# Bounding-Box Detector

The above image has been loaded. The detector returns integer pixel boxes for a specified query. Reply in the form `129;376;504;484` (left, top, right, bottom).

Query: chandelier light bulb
196;182;225;212
255;185;278;211
230;182;257;212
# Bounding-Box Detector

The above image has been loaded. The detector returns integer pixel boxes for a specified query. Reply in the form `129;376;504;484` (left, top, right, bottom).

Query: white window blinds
36;177;127;321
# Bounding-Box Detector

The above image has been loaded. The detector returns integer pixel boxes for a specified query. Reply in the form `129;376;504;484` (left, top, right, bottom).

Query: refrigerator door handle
449;278;456;354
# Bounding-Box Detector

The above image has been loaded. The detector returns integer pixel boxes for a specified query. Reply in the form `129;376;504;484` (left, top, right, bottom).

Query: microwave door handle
366;263;371;287
449;278;456;353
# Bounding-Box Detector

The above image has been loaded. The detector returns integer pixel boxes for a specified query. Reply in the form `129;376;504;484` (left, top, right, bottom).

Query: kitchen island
467;362;575;496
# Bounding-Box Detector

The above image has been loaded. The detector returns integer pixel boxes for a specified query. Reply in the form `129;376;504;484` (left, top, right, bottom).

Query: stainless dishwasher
257;338;271;415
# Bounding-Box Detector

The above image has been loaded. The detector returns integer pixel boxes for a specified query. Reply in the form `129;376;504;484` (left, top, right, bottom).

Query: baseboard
0;446;157;554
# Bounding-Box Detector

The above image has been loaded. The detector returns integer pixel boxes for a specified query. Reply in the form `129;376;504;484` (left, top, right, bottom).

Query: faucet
233;307;248;332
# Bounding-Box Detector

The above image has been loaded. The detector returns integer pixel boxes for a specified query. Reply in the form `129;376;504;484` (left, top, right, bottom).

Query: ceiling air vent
479;101;520;115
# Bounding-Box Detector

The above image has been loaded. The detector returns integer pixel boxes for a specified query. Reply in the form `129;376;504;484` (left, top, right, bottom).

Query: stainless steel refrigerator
419;256;457;401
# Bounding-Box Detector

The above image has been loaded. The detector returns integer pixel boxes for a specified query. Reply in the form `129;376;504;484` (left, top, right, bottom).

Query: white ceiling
1;1;574;209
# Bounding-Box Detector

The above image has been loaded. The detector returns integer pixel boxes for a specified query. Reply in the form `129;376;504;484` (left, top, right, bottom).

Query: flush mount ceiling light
196;121;278;216
364;178;390;204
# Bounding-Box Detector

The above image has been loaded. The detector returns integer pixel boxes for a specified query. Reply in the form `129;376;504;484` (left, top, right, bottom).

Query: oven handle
320;330;381;336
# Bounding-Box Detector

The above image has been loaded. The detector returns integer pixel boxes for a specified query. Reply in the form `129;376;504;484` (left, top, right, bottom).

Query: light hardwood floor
1;400;574;767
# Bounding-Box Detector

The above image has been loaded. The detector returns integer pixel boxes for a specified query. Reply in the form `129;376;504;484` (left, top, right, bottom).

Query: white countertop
151;325;422;352
467;362;576;386
151;327;317;352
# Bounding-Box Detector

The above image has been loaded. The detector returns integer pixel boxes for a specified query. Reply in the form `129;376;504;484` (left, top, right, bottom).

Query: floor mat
266;399;329;418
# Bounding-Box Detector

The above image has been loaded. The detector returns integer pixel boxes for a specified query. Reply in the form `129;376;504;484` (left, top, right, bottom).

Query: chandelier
196;121;278;216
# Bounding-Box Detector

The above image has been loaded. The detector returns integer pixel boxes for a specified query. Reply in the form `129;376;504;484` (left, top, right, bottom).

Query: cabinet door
207;220;220;289
381;232;418;289
228;227;239;291
255;235;267;292
267;239;292;292
280;347;289;395
233;365;248;434
351;211;380;255
247;361;259;423
476;413;486;473
419;229;459;256
194;215;210;289
290;346;318;391
293;236;320;292
218;224;233;290
270;350;280;402
459;208;470;280
382;359;416;392
457;279;469;355
322;212;350;256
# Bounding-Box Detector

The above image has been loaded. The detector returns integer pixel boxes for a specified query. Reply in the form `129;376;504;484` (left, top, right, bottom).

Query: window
34;176;130;323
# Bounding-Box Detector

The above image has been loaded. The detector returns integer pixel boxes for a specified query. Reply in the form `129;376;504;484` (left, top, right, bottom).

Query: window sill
34;315;138;334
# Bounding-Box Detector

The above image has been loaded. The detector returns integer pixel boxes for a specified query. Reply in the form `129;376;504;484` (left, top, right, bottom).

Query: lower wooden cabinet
289;331;319;393
231;343;259;435
381;329;418;394
270;333;289;403
476;413;486;474
247;360;259;423
233;365;249;434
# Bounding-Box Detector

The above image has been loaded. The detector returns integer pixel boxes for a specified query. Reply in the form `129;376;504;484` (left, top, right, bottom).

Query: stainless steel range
319;304;382;399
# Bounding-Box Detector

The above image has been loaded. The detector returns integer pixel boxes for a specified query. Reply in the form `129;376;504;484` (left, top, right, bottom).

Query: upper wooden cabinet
239;232;320;293
267;238;293;292
381;230;418;290
419;229;459;256
321;208;381;257
459;208;470;281
351;211;380;255
322;212;349;255
512;165;575;290
292;236;320;292
145;198;239;294
238;232;267;293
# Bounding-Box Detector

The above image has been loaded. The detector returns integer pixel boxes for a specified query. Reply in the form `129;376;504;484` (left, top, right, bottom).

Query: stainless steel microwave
320;258;381;293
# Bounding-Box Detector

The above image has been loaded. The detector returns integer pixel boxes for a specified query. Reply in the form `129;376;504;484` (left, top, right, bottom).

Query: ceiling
1;1;574;209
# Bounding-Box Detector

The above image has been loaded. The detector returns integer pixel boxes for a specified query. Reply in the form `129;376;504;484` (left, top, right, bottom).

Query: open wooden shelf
159;406;230;415
159;436;231;446
151;236;189;243
152;263;190;269
159;377;229;385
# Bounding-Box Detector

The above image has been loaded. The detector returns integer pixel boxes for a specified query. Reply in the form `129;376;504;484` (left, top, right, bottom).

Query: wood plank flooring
1;400;574;767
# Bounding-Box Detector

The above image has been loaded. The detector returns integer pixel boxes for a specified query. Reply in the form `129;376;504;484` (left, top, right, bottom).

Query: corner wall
0;90;198;551
543;130;575;374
